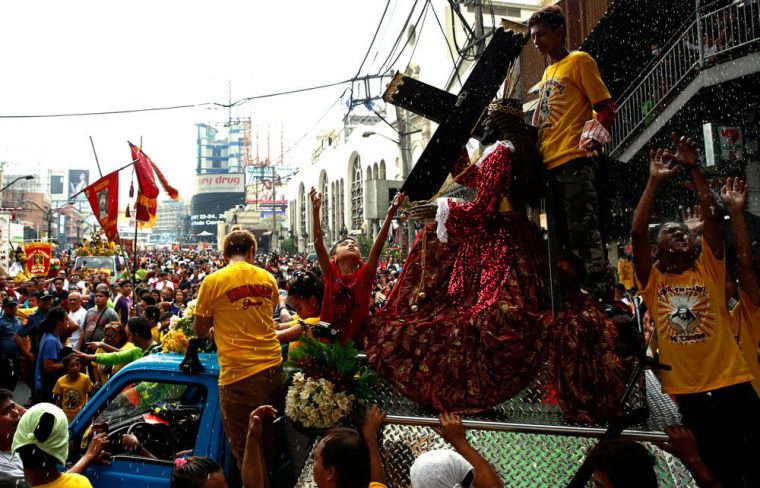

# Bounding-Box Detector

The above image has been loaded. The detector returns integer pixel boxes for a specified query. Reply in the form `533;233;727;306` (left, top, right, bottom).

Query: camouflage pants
548;157;606;295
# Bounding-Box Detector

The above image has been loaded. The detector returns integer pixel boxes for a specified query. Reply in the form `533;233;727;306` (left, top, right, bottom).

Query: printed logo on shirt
538;79;567;130
64;389;82;411
225;284;273;305
655;283;716;344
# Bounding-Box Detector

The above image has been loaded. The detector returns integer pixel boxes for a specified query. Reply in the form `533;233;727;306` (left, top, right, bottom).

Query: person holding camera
193;225;283;484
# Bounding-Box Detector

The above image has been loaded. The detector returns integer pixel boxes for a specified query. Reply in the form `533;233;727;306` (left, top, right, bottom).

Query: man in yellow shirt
632;134;760;487
194;226;282;481
527;6;616;300
721;177;760;397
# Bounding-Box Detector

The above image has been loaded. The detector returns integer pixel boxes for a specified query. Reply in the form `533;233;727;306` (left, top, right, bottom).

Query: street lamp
0;175;34;193
362;131;399;145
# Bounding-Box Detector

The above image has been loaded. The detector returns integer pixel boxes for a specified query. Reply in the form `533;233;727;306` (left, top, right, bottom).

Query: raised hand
432;412;467;449
388;192;406;216
247;405;277;444
671;132;698;167
310;187;322;212
681;205;704;234
359;404;387;441
649;148;680;182
720;177;748;213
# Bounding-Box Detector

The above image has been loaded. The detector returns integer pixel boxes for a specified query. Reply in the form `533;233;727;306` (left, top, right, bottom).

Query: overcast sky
0;0;537;204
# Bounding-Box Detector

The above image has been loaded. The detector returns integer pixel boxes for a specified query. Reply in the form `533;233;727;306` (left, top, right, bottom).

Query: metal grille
294;371;694;487
351;157;363;230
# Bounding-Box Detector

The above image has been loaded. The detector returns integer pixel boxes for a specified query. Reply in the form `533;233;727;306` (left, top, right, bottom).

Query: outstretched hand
359;405;387;441
247;405;278;444
671;132;698;167
432;412;467;449
388;192;406;216
656;425;701;463
720;177;748;213
310;187;322;212
649;148;680;182
681;205;704;234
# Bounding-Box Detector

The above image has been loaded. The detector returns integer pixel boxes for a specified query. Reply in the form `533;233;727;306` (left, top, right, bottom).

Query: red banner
25;242;52;276
129;143;178;228
84;171;120;242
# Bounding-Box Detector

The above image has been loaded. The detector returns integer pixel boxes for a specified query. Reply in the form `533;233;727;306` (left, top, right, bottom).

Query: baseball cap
2;296;18;307
37;289;54;300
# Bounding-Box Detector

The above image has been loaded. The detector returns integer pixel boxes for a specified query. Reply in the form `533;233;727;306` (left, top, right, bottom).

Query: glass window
79;380;206;462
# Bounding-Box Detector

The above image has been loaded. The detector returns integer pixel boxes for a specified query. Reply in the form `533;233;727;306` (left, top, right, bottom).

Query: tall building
151;199;188;244
190;120;248;241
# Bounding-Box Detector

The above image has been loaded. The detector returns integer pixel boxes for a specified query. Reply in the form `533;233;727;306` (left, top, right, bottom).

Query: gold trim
383;73;406;103
500;19;529;37
498;197;515;213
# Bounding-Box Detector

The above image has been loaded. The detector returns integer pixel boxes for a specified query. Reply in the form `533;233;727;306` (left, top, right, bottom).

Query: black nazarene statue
364;99;626;422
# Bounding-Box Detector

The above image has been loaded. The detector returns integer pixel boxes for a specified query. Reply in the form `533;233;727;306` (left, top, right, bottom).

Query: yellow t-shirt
286;315;320;361
618;259;635;290
368;483;388;488
195;261;282;386
641;243;753;394
36;472;92;488
52;373;93;422
729;290;760;396
535;51;612;170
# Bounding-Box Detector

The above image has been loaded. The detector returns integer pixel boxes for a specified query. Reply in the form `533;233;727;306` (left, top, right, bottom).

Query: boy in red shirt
310;187;404;344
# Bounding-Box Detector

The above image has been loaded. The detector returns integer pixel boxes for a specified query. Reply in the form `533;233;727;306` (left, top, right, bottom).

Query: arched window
373;162;379;180
367;165;373;181
331;181;337;237
351;157;363;230
339;179;345;233
320;173;329;243
299;185;307;239
379;160;386;180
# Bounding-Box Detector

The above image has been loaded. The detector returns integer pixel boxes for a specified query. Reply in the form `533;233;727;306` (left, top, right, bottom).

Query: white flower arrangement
284;337;377;430
285;372;356;428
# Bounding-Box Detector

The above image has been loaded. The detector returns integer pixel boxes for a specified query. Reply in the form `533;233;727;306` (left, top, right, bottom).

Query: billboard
193;173;245;195
245;165;296;206
703;123;744;167
68;169;89;199
190;191;244;239
49;170;66;196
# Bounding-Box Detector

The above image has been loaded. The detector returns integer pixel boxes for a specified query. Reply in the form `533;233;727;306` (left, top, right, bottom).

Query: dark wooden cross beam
383;21;529;202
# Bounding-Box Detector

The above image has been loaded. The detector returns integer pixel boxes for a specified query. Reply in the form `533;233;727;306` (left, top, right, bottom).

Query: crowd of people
0;4;759;488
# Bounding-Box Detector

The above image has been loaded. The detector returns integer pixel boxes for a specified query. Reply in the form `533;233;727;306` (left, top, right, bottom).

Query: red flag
84;171;120;242
150;161;179;200
130;143;159;199
129;142;178;227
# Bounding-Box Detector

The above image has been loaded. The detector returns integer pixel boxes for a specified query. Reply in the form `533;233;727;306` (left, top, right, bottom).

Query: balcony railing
609;0;760;157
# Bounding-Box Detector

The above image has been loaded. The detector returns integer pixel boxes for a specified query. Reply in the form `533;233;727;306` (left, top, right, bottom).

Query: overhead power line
0;78;357;119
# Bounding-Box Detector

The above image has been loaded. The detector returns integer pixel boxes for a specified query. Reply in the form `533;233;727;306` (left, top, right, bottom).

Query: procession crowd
2;4;760;488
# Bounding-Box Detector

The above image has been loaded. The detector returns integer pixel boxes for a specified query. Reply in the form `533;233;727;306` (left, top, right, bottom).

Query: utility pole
271;164;276;252
395;105;416;255
473;0;485;57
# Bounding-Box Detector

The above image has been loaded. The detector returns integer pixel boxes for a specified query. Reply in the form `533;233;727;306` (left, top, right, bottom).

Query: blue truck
69;352;232;488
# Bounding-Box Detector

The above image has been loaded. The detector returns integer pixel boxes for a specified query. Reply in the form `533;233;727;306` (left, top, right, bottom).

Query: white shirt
155;280;174;291
0;451;24;482
69;306;88;347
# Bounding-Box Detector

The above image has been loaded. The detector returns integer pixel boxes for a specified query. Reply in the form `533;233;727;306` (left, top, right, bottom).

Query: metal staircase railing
610;0;760;158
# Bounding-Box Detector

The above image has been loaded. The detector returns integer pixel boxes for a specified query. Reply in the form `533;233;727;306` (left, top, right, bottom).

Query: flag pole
88;137;134;304
89;136;104;178
131;137;142;306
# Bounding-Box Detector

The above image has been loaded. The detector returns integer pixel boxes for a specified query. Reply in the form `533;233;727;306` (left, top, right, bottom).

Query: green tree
281;238;297;254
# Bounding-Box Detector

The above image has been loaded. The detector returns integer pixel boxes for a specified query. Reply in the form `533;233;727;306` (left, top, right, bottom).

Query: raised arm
721;177;759;306
310;187;331;277
433;413;502;488
366;192;404;280
673;133;723;258
632;148;680;286
359;405;387;485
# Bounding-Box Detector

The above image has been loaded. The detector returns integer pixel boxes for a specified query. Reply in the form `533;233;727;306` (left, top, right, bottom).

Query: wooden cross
382;21;528;202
